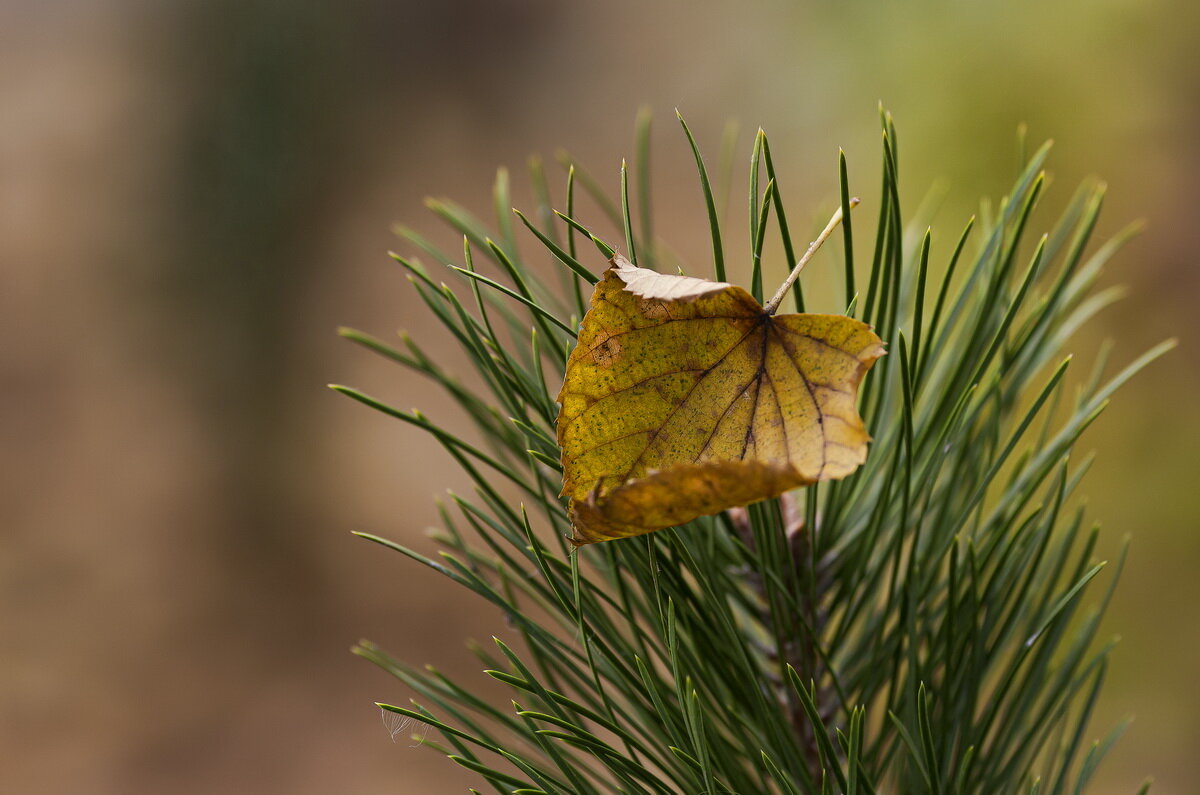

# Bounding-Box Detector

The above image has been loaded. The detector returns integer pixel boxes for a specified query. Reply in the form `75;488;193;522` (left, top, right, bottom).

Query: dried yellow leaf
557;255;885;545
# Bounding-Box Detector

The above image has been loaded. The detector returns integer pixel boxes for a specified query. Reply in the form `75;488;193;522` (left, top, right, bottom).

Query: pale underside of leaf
558;256;885;545
612;256;732;300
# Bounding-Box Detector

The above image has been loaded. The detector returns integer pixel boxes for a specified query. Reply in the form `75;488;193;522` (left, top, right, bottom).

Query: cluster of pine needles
334;108;1167;793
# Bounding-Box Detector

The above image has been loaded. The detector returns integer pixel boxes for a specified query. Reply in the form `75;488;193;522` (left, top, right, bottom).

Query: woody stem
762;197;860;315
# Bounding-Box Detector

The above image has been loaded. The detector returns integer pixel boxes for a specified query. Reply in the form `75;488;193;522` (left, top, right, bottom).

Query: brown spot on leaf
588;334;623;367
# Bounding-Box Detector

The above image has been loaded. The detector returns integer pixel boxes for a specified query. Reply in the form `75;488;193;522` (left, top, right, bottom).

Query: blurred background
3;1;1197;792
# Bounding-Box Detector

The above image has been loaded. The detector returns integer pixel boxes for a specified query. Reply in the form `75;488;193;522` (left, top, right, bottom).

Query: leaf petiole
763;198;860;315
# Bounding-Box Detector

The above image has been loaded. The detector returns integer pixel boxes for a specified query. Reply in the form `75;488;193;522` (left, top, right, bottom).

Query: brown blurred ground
2;1;1197;792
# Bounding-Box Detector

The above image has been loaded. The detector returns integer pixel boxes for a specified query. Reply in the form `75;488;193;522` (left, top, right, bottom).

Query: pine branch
338;109;1169;794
